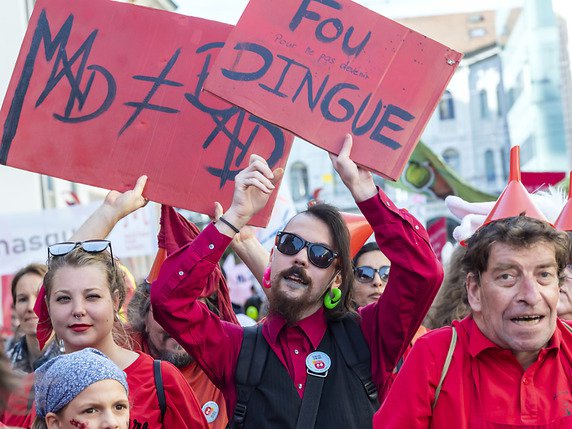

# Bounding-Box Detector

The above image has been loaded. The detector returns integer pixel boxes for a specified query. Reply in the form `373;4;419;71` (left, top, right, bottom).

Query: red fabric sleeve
151;222;243;415
357;188;444;395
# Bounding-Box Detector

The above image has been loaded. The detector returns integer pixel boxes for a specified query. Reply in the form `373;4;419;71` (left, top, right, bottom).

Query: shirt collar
467;315;562;358
265;307;327;350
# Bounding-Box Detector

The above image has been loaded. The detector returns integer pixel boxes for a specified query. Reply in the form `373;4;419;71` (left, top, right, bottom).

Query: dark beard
146;335;194;368
158;350;194;368
268;266;318;325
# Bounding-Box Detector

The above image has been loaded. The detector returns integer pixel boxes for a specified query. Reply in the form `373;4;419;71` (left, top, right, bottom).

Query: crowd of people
1;134;572;428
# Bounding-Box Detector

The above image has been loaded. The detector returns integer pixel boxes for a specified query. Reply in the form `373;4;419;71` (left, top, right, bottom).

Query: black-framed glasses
275;231;338;269
354;265;390;283
48;240;114;267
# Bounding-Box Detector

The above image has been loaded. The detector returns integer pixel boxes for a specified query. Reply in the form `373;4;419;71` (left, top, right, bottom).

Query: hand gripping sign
0;0;293;227
204;0;462;180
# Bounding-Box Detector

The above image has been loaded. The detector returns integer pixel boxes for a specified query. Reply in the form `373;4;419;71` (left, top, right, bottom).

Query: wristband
218;216;240;234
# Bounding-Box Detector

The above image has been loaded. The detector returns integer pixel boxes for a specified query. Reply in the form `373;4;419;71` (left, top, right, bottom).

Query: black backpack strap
330;317;378;404
231;325;269;429
295;335;333;429
153;359;167;422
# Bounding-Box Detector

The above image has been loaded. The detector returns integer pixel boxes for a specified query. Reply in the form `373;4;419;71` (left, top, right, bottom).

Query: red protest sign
0;0;293;226
204;0;462;180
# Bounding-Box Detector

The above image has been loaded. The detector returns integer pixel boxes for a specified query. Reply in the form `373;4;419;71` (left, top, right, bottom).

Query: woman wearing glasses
33;239;209;429
352;241;429;399
352;243;391;308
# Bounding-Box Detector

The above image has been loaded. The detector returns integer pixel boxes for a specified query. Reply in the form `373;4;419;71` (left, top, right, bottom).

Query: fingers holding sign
72;175;149;241
329;134;377;203
217;155;283;237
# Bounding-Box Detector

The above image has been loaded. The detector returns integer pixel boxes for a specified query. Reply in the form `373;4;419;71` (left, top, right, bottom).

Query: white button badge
202;401;219;423
305;351;331;375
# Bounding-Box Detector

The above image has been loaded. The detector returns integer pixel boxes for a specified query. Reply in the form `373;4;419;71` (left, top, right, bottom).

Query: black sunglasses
275;231;338;269
354;265;390;283
48;240;115;267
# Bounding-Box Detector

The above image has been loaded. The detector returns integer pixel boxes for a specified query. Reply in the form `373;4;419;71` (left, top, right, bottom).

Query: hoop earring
323;288;341;310
262;265;272;289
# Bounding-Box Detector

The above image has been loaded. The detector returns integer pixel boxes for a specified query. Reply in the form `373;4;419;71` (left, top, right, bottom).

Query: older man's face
467;241;560;361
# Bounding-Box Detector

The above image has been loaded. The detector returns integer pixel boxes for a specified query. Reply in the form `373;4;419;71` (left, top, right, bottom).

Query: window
500;147;509;181
468;14;485;23
496;84;503;117
485;150;496;183
479;89;489;118
290;162;309;202
439;90;455;120
442;148;460;172
469;28;487;38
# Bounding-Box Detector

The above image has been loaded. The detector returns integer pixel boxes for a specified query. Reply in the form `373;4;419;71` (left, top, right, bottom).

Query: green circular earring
324;288;342;309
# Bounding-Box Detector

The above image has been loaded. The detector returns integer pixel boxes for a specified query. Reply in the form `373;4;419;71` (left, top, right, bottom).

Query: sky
175;0;523;24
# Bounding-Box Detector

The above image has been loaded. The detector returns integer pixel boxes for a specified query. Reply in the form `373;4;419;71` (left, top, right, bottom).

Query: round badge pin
202;401;219;423
305;351;331;374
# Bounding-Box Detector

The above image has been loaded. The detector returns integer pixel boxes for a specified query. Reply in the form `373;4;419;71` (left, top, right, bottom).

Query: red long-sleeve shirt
374;316;572;428
151;189;443;418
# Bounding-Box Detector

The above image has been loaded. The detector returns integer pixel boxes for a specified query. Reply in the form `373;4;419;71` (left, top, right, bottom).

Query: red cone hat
483;146;547;225
555;171;572;231
341;211;373;258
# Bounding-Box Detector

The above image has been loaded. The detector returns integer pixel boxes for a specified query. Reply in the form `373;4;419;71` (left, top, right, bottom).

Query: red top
151;189;444;418
0;372;34;428
125;352;208;429
130;332;228;428
374;316;572;428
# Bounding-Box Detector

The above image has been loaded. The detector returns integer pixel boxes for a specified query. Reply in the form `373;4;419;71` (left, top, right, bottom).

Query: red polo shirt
151;189;443;418
374;316;572;428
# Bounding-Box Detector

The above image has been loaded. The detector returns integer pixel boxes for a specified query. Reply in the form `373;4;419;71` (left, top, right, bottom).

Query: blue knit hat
34;348;128;418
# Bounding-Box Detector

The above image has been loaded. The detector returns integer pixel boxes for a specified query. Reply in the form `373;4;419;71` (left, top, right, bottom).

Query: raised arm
151;155;282;406
330;135;444;394
70;175;148;241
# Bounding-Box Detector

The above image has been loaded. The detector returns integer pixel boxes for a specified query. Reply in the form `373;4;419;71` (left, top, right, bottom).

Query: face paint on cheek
69;419;89;429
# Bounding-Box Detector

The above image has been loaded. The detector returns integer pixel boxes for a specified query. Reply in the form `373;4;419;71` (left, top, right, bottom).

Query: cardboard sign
204;0;462;180
0;0;293;226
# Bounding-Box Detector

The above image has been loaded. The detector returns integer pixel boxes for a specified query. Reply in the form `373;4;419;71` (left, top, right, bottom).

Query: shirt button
522;378;529;385
294;349;299;355
414;225;420;230
386;201;391;206
178;271;184;276
298;384;303;389
208;244;215;250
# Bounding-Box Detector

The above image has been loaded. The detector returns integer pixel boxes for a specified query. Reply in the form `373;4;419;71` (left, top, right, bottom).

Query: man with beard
128;282;228;428
151;135;444;428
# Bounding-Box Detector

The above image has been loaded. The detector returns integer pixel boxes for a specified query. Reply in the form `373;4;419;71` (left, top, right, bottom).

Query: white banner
0;202;158;275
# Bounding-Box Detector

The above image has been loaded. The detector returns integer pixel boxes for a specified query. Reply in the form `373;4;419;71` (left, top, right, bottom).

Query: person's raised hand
220;155;283;235
329;134;376;203
71;175;149;241
103;175;149;222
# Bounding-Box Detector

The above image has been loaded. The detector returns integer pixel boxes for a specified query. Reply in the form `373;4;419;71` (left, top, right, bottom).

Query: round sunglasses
275;231;338;269
354;265;390;283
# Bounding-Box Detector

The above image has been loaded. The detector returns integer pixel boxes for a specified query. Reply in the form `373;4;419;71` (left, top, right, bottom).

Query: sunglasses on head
275;231;338;269
354;265;390;283
48;240;115;267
